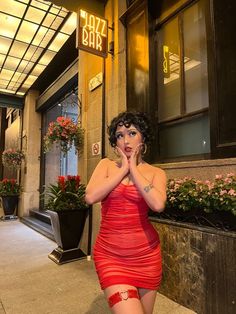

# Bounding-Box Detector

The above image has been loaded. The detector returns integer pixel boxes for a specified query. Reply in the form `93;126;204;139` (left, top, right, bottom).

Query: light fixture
56;88;82;110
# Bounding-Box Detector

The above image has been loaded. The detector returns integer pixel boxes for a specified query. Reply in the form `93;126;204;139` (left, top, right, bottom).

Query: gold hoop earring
113;146;120;157
141;143;147;155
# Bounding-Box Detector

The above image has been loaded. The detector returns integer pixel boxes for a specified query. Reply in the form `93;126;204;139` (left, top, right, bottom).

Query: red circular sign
93;143;99;155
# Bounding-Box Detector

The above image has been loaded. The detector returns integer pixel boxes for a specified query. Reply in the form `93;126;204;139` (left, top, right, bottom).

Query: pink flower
220;190;227;196
228;189;236;196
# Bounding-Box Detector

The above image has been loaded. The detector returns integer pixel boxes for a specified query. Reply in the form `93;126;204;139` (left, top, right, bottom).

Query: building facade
0;0;236;312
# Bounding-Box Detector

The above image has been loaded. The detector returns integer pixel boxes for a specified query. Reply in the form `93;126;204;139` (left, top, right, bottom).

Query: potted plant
43;116;84;156
2;149;25;169
0;178;21;219
44;175;89;264
151;173;236;231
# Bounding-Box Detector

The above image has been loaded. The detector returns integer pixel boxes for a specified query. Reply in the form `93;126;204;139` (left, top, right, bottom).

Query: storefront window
158;17;181;121
157;0;210;160
183;3;209;113
159;115;210;157
43;90;80;189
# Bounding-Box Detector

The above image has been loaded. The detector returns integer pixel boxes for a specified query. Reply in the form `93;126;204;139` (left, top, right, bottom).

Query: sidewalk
0;221;197;314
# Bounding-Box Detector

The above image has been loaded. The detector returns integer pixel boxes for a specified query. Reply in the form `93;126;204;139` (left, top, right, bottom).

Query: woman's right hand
116;146;129;174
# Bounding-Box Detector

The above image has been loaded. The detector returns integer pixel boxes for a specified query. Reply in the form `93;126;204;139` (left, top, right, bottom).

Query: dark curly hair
107;111;152;147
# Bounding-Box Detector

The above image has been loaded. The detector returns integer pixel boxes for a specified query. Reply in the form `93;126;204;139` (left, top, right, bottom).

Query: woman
85;111;167;314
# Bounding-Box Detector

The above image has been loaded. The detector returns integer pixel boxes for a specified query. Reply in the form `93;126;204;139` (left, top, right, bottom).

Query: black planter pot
1;195;18;219
48;208;89;264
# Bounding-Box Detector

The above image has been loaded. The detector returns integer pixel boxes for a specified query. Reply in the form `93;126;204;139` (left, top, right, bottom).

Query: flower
2;149;25;169
0;178;21;196
43;116;84;156
166;173;236;216
44;175;88;211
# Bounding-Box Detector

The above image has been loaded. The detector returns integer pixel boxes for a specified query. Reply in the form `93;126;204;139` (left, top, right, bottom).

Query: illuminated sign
163;45;170;78
77;9;108;58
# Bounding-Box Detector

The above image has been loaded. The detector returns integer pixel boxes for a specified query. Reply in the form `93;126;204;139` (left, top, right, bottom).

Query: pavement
0;220;197;314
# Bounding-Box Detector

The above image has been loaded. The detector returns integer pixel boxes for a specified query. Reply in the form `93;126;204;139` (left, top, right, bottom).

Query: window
156;0;210;160
42;90;80;193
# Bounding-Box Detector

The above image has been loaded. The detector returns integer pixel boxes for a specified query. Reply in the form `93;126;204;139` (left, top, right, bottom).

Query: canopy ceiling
0;0;77;97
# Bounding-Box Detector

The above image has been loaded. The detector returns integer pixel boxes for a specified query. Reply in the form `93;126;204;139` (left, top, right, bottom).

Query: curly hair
107;111;152;147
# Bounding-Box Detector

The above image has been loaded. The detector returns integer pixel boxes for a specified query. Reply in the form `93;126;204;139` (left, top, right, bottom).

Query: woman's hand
129;143;143;169
116;146;129;174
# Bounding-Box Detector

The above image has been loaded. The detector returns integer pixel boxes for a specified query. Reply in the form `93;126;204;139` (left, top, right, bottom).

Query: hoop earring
141;143;147;155
113;146;120;157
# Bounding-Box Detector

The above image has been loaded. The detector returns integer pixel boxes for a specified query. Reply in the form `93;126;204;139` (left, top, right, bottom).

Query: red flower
58;176;66;191
75;175;81;188
67;175;74;181
0;178;21;196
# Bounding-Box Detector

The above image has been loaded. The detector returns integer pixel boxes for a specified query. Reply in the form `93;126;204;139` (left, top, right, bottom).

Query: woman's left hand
129;143;143;169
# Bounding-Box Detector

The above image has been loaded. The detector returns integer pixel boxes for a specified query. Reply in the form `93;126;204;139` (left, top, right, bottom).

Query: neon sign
77;9;108;58
163;45;170;78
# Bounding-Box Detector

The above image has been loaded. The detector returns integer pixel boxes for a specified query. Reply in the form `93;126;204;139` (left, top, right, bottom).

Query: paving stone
0;221;196;314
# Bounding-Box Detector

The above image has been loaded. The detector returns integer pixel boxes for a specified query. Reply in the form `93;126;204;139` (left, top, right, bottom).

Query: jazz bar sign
77;9;108;58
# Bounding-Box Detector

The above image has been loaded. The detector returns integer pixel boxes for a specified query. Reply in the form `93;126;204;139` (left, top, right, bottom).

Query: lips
125;147;132;152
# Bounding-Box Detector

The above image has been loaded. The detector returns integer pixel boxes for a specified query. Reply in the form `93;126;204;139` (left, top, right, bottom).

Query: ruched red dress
93;182;162;290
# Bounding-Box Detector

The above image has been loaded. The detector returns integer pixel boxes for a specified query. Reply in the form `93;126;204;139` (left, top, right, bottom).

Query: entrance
41;90;81;206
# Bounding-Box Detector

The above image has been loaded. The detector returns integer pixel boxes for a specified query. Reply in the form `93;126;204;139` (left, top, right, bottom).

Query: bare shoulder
98;158;111;167
98;158;110;166
90;158;113;179
97;158;116;169
154;166;166;177
143;163;166;180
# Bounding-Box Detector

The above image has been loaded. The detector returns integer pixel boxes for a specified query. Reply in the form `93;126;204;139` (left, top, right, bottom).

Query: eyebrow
115;131;122;135
115;127;137;134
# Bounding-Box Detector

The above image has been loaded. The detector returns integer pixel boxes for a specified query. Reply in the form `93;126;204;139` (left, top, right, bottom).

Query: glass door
42;90;81;200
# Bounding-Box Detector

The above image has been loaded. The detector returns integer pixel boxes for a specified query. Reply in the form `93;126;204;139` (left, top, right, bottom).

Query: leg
104;284;145;314
138;288;157;314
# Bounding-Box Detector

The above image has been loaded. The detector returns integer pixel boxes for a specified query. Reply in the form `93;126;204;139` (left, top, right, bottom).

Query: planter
150;217;236;314
48;208;89;264
1;195;18;220
150;207;236;232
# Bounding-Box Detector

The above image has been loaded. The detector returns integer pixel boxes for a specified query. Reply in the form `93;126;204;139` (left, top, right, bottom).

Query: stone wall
157;158;236;181
19;90;41;217
151;219;236;314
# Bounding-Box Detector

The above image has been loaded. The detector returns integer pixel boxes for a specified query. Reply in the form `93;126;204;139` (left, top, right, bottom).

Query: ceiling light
0;0;77;97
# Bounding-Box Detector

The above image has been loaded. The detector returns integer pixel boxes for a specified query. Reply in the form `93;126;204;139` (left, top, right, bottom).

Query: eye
129;130;137;137
115;133;123;139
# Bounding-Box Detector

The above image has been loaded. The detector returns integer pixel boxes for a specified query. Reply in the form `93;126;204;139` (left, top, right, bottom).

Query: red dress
93;182;162;290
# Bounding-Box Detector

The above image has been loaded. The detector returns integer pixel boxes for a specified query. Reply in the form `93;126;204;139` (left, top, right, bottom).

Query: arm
129;146;167;212
85;158;128;205
130;166;167;212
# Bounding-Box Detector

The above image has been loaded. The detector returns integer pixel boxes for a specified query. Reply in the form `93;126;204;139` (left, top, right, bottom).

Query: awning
0;93;24;109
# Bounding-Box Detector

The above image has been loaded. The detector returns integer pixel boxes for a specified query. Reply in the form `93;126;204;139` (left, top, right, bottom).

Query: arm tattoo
144;183;154;193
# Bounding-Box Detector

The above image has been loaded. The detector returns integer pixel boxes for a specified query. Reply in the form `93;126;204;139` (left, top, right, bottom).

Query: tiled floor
0;221;197;314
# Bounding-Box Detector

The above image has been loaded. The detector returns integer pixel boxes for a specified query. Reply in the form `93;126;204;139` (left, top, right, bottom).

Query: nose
124;134;129;144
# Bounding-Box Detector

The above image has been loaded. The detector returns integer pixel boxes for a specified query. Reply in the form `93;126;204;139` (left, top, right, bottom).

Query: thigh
104;284;144;314
138;288;157;314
